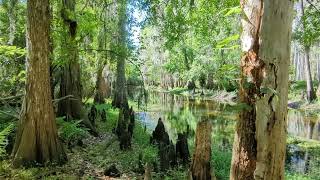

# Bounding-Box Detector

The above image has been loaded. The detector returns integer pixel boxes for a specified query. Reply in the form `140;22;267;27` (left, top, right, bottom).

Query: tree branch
52;95;77;105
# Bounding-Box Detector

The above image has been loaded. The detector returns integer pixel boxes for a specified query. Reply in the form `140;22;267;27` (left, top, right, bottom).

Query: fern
0;123;14;157
56;117;88;143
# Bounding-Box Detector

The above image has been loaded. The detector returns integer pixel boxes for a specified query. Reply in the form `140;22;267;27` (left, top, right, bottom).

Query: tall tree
58;0;83;119
230;0;293;179
11;0;66;167
112;0;129;109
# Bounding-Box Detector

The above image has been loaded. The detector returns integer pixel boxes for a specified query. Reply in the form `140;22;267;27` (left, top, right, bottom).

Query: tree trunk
304;46;315;102
190;120;215;180
12;0;66;167
230;0;293;179
57;0;98;136
112;0;128;109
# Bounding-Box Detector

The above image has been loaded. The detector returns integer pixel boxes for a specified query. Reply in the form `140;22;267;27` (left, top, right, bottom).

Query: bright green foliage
138;0;241;91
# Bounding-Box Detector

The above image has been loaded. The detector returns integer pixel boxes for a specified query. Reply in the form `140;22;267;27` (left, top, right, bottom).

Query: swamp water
134;92;320;178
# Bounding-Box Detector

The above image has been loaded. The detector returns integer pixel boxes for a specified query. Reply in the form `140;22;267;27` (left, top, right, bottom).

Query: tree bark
12;0;66;167
230;0;293;179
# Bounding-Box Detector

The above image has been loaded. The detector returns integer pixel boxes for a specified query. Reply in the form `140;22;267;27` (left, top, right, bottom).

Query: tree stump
190;120;215;180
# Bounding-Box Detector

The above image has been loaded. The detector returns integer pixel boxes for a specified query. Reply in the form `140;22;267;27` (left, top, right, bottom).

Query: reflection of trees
287;110;319;140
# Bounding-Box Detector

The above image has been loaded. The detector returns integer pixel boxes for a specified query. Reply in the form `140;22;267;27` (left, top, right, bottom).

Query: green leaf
216;34;240;48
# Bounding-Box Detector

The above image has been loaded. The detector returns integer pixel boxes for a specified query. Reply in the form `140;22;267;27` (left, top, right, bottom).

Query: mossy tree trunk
58;0;82;120
57;0;98;136
12;0;66;167
112;0;128;109
230;0;293;179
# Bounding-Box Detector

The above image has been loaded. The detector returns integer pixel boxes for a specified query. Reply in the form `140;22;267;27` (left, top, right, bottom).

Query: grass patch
212;145;232;180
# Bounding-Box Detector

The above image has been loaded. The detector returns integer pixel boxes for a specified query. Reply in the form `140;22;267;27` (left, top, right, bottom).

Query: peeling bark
231;0;293;179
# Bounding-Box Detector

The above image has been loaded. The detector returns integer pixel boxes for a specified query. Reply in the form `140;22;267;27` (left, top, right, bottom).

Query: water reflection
287;110;320;141
135;91;236;145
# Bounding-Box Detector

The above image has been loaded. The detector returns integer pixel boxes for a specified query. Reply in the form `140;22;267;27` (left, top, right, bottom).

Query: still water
133;91;320;176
